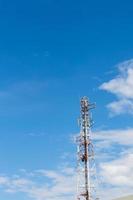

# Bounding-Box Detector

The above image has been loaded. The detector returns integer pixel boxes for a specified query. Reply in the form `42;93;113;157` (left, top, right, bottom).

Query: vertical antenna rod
76;97;98;200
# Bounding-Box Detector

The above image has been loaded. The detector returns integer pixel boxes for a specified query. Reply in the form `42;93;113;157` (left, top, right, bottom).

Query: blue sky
0;0;133;199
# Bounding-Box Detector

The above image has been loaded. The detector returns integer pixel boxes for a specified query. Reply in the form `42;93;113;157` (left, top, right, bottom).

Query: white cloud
99;59;133;115
100;186;133;200
0;167;76;200
0;176;10;185
107;99;133;115
0;155;132;200
92;128;133;199
94;128;133;146
0;128;132;200
100;153;133;187
71;128;133;199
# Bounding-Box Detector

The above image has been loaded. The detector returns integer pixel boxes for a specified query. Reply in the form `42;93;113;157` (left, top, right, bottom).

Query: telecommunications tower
76;97;99;200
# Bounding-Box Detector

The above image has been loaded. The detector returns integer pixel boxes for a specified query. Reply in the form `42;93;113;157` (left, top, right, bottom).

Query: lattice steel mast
76;97;99;200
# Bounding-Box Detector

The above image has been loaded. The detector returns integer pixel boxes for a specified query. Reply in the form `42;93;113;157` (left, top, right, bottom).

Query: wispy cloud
93;128;133;165
99;59;133;115
94;128;133;147
100;153;133;187
1;80;48;97
70;127;133;199
0;155;132;200
99;153;133;200
0;80;49;115
0;125;133;200
92;127;133;199
0;167;76;200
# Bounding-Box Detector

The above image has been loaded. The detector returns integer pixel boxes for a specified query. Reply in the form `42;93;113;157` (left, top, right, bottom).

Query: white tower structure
76;97;99;200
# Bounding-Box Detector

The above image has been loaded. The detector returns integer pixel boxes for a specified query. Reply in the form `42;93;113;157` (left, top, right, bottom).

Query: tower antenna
76;97;99;200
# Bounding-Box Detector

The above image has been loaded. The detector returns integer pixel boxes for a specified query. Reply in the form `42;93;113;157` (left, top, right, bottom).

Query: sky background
0;0;133;199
